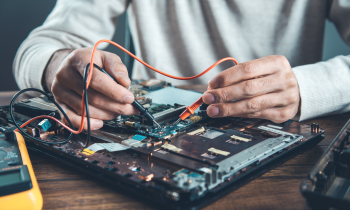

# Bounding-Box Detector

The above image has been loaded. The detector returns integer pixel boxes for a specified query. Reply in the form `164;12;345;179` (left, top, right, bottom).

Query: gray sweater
13;0;350;121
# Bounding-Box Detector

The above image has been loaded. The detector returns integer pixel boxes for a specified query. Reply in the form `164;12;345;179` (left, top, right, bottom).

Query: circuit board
104;103;204;138
3;79;325;210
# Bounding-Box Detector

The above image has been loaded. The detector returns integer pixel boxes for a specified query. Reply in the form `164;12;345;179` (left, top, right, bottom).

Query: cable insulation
13;39;239;136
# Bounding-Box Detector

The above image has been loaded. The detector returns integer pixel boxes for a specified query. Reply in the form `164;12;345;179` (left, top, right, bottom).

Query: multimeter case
0;131;43;210
301;119;350;209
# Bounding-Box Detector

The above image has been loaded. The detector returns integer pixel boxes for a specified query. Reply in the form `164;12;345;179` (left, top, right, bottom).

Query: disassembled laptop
0;79;326;209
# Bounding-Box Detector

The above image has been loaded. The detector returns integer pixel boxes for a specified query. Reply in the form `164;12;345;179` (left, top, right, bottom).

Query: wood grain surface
1;87;348;210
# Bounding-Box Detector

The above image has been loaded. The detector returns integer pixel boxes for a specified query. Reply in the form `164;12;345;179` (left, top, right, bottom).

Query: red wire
16;39;238;134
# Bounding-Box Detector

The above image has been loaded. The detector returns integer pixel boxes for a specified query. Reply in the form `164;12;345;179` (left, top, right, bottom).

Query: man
13;0;350;130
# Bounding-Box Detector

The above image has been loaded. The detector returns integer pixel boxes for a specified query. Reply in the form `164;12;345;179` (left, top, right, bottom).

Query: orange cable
16;39;238;134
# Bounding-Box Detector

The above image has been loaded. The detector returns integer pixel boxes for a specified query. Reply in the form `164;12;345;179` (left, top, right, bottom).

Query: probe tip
172;118;181;126
154;120;162;129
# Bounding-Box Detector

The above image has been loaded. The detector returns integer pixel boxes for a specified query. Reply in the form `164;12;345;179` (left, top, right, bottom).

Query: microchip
152;107;162;112
159;105;170;109
201;130;224;139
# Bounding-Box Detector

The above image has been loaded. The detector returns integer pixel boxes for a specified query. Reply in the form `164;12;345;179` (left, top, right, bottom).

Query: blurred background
1;0;350;91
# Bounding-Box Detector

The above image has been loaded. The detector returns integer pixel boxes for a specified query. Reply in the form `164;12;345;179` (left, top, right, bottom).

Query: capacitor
311;123;319;133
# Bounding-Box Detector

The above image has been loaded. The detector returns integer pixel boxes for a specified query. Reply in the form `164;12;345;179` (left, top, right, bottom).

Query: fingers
100;51;131;87
206;90;299;119
203;73;286;104
58;101;104;131
55;69;138;115
208;55;290;89
53;85;117;120
63;48;134;103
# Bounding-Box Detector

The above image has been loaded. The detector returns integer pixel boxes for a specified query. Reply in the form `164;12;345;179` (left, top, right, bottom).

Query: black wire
10;63;109;147
9;88;75;144
83;64;91;148
93;63;109;76
82;63;114;148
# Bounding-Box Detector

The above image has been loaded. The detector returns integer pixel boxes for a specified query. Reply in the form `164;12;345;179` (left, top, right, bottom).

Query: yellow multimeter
0;126;42;210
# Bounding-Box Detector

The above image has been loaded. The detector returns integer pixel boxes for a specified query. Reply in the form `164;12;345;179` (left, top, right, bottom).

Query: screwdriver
92;64;161;129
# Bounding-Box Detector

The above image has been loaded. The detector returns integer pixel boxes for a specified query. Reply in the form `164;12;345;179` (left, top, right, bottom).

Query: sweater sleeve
292;0;350;121
13;0;129;90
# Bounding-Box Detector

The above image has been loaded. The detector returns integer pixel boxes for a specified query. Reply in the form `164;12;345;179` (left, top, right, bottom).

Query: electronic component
81;148;95;156
132;100;161;128
230;134;251;142
96;65;161;129
172;89;209;126
208;147;230;156
85;143;129;153
128;84;149;97
139;79;166;90
7;85;325;210
151;105;186;123
121;139;144;148
201;129;224;139
103;103;203;139
161;143;182;152
26;127;40;138
187;127;205;135
38;119;51;131
301;118;348;210
189;116;201;122
0;125;17;141
131;134;146;141
14;96;58;118
125;121;140;128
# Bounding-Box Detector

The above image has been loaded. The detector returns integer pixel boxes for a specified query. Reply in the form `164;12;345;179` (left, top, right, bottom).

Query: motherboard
0;79;325;209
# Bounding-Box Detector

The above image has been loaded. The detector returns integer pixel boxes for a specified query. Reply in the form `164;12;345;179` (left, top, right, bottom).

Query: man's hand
202;55;300;123
44;48;138;130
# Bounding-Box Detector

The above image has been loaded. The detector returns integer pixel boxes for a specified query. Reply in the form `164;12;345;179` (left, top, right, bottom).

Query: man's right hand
43;48;138;130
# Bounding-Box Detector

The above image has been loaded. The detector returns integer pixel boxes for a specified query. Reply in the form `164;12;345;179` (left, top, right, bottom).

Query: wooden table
1;88;349;210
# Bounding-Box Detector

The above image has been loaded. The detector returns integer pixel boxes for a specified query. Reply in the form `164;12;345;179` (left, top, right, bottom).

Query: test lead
131;99;161;128
93;64;162;129
172;94;206;126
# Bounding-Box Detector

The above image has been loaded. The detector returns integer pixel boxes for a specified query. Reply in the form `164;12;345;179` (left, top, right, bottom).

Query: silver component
201;129;224;139
154;120;162;129
18;97;57;111
171;169;207;196
165;191;180;201
137;97;152;105
152;106;185;120
172;118;181;126
128;85;149;97
88;129;129;142
258;126;295;136
171;135;303;193
121;139;144;148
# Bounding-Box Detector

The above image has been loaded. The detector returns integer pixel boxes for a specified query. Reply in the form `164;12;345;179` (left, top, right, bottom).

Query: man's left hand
202;55;300;123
